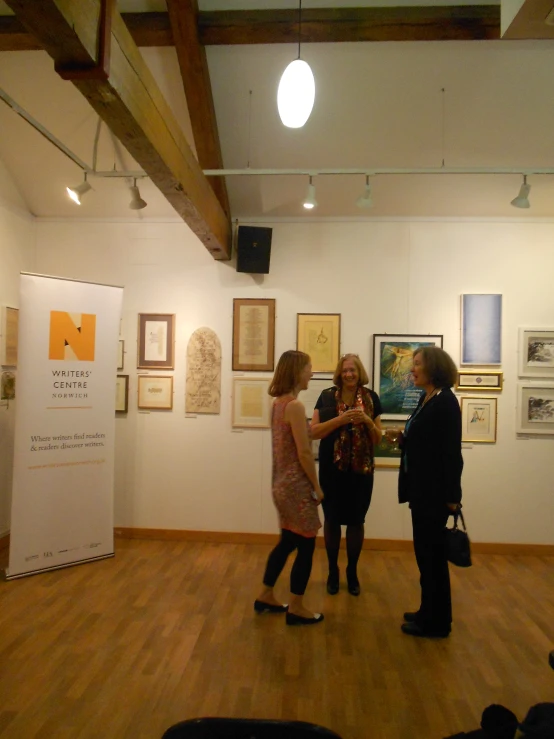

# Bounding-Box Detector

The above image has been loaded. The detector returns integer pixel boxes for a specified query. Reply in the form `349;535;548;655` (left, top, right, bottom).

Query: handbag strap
452;509;468;532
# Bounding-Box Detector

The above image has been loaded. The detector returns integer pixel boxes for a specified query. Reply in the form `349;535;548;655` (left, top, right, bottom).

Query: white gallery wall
30;217;554;546
0;159;36;538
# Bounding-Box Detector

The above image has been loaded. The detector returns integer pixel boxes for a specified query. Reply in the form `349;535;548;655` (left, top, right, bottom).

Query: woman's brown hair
269;350;311;397
413;346;457;388
332;353;370;388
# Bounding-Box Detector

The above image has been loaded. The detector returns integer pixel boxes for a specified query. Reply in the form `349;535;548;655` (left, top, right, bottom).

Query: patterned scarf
333;386;375;475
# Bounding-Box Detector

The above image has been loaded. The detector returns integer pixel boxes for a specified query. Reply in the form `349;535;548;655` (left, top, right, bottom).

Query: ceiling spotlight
511;175;531;209
129;178;147;210
303;176;317;210
356;175;373;209
66;173;91;205
277;0;315;128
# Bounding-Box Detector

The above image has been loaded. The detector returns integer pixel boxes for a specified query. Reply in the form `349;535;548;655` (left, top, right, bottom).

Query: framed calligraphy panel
137;313;175;370
296;313;341;373
232;298;275;372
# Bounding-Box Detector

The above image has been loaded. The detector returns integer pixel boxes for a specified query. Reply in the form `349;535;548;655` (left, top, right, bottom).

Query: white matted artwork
298;377;333;420
518;328;554;378
138;375;174;410
456;370;503;392
460;396;497;443
461;294;502;366
516;383;554;435
232;377;271;428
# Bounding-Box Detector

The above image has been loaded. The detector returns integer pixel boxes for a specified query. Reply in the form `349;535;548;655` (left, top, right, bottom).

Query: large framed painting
137;313;175;370
296;313;341;373
516;383;554;435
232;298;275;372
460;396;497;443
461;294;502;366
518;328;554;378
372;334;443;421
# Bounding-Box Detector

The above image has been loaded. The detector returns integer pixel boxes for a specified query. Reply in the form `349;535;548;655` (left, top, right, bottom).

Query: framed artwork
518;328;554;378
456;370;503;392
374;422;404;468
296;313;341;373
1;306;19;367
372;334;443;421
298;377;333;420
232;298;275;372
115;375;129;413
516;382;554;435
460;396;497;443
461;294;502;366
137;313;175;370
1;371;15;400
232;377;271;428
138;375;174;410
117;339;124;371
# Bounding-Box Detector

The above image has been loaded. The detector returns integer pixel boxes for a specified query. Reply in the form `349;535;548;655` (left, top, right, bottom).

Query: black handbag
445;509;472;567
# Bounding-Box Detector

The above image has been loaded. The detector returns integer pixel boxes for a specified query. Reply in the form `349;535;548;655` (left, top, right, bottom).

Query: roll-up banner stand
6;273;123;579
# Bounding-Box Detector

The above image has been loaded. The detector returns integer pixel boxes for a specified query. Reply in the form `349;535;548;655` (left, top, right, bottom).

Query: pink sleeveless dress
271;397;321;538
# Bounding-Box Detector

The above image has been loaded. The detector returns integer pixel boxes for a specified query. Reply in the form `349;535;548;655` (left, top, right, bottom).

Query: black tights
324;521;364;577
263;529;316;596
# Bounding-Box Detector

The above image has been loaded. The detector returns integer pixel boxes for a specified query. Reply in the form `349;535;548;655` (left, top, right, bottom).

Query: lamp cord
298;0;302;60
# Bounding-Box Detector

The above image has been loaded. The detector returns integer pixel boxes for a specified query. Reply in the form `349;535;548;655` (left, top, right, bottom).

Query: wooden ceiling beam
4;0;231;260
502;0;554;39
0;6;500;52
166;0;230;219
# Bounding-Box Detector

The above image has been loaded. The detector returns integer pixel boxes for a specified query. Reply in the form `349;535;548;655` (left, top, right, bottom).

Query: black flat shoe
401;622;450;639
347;581;360;596
403;611;419;622
326;570;339;595
286;612;324;626
254;600;288;614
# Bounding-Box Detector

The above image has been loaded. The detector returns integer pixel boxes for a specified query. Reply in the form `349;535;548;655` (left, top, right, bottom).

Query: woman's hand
312;487;324;505
446;502;460;512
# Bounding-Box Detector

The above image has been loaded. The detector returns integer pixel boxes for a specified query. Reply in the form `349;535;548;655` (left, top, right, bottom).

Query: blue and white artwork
461;294;502;365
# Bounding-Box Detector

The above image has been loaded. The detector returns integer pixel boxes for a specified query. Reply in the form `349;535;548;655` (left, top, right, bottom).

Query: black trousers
262;528;316;596
411;505;452;630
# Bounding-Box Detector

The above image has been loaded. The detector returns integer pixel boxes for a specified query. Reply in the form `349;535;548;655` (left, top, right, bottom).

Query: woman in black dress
311;354;382;596
398;346;463;638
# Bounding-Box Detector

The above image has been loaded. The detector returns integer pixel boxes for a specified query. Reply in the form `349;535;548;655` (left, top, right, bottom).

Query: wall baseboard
113;528;554;556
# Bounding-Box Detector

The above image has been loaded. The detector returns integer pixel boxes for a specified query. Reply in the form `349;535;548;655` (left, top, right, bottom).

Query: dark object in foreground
162;717;342;738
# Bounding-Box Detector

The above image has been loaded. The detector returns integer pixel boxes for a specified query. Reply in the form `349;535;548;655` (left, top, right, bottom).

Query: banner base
4;551;114;580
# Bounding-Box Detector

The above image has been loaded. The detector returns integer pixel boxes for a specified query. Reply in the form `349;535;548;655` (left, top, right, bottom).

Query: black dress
315;386;382;526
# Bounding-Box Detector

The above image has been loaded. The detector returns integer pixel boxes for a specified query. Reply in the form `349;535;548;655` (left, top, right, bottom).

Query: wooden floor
0;540;553;739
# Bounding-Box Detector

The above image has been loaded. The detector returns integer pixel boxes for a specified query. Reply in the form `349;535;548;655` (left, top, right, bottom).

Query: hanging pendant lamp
277;0;315;128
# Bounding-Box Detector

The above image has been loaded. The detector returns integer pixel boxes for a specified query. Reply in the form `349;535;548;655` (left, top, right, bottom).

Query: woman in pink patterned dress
254;350;324;626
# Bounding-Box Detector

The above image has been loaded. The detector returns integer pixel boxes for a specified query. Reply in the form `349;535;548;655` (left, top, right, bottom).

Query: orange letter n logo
49;312;96;361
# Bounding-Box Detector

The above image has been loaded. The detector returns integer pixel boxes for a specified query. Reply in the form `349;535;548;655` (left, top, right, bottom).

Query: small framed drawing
298;377;333;420
1;306;19;367
137;313;175;370
296;313;341;373
456;370;503;392
518;328;554;378
516;383;554;435
232;298;275;372
372;334;443;421
138;375;174;410
232;377;271;428
461;294;502;366
460;397;497;443
374;423;404;468
115;374;129;413
117;339;124;371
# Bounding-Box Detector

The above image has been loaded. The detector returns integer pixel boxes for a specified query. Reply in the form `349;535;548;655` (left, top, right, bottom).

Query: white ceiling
1;1;554;222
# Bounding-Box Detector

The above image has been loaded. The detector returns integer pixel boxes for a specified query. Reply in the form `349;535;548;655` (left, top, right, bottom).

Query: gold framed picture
1;306;19;367
456;370;503;392
374;422;404;468
117;339;124;371
138;375;174;410
296;313;341;373
232;298;275;372
137;313;175;370
115;374;129;413
232;377;271;428
460;396;497;443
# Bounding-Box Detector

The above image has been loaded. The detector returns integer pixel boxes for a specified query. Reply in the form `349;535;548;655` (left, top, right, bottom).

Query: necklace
422;388;440;405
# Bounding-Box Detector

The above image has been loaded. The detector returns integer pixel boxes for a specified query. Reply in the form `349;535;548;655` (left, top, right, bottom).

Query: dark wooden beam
4;0;231;260
502;0;554;39
166;0;230;219
0;6;501;52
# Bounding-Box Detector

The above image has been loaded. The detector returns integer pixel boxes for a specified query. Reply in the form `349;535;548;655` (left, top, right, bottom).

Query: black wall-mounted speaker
236;226;273;274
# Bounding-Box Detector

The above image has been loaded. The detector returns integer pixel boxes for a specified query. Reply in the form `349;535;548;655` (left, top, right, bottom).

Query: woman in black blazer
398;346;463;638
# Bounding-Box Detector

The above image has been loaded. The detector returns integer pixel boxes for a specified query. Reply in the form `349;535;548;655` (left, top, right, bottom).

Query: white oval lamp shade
277;59;315;128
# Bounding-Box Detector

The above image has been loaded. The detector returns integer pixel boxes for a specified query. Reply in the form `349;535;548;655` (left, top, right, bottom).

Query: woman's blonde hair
413;346;457;388
332;353;370;388
269;350;311;397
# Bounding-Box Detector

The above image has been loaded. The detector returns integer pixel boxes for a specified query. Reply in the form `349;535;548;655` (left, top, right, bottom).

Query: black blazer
398;387;463;507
